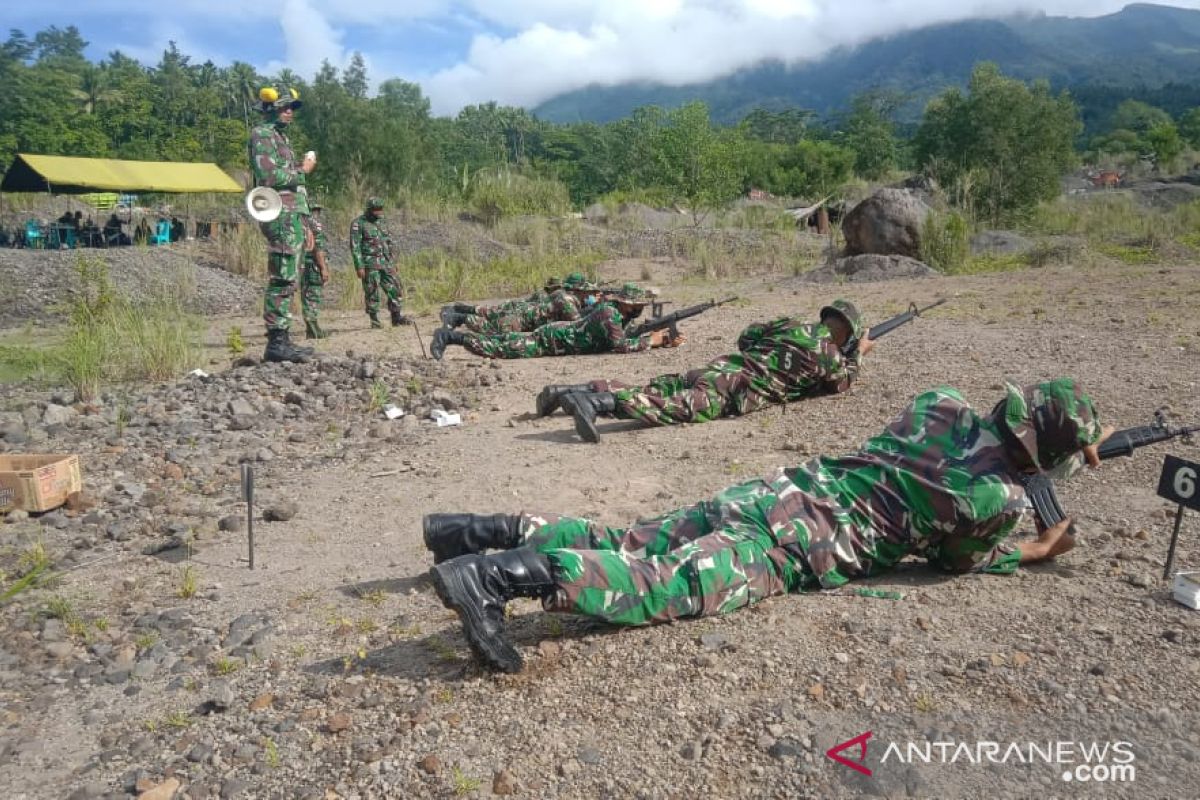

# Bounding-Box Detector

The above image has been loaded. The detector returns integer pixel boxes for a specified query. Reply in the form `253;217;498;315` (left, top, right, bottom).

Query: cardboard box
0;454;83;513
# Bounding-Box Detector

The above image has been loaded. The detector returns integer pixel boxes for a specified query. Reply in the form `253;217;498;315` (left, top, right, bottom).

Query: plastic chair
24;220;43;249
150;219;171;245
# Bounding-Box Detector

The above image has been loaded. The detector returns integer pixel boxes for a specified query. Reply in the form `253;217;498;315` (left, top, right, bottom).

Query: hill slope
532;3;1200;125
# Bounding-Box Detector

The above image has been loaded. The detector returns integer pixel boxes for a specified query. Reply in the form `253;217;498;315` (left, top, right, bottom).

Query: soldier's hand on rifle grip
666;333;686;348
1083;425;1116;468
648;330;671;348
856;331;875;357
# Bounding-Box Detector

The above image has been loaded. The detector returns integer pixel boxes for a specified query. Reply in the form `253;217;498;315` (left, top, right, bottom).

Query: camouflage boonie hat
366;197;384;211
998;378;1102;471
310;198;323;211
561;272;596;291
258;86;302;113
609;282;655;304
819;299;866;341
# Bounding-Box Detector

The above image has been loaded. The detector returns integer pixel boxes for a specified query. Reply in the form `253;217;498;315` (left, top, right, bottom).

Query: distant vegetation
2;21;1199;228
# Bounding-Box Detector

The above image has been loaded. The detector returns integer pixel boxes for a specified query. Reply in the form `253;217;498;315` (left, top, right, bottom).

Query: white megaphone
245;187;283;222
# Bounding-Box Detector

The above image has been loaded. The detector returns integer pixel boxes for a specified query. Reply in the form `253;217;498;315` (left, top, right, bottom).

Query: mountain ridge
531;3;1200;127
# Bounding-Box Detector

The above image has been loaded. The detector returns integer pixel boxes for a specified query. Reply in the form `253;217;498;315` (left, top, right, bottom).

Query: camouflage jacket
350;215;393;270
248;122;310;214
534;301;650;355
505;289;583;330
734;318;860;401
773;385;1029;588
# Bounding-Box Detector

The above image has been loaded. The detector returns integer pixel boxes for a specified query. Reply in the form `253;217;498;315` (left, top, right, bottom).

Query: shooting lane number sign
1155;455;1200;579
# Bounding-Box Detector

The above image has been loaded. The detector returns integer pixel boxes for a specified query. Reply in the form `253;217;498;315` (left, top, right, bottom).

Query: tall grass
212;223;264;280
0;255;202;399
919;211;970;273
466;170;571;226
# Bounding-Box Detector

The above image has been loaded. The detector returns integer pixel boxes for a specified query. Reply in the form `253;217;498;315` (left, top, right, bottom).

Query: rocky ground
1;256;1199;799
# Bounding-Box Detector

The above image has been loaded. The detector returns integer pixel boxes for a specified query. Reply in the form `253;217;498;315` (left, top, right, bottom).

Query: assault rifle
842;298;947;357
1025;409;1200;529
626;297;739;339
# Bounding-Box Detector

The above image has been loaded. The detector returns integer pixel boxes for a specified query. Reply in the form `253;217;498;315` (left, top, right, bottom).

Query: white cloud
411;0;1197;113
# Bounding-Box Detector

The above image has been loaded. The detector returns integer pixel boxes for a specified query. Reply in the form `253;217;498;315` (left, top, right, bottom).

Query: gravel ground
0;245;258;328
1;257;1199;799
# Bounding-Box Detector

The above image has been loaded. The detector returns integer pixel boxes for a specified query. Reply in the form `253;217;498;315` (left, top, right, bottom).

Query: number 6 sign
1156;455;1200;579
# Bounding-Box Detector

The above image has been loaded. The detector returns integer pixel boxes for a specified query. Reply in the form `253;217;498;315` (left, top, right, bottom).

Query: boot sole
429;564;523;673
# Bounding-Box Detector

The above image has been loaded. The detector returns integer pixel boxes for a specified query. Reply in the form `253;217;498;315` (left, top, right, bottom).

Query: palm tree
72;64;122;114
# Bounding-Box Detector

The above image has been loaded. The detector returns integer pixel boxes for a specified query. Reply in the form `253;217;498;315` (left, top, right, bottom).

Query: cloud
416;0;1168;114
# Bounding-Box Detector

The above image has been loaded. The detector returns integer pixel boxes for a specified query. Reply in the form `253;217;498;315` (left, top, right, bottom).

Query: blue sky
4;1;1198;114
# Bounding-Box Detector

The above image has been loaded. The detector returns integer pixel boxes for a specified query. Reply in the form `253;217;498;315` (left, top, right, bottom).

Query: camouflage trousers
260;211;305;331
591;353;775;426
464;310;525;335
361;266;403;316
516;474;819;626
460;328;559;359
300;255;324;323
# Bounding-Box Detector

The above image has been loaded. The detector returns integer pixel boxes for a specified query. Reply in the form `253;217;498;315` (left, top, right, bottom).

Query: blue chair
24;220;43;249
150;219;171;246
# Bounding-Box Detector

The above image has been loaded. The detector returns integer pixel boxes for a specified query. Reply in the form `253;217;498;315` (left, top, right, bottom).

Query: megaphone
245;187;283;222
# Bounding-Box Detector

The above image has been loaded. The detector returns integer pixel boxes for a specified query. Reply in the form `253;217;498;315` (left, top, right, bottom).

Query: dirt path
4;258;1200;799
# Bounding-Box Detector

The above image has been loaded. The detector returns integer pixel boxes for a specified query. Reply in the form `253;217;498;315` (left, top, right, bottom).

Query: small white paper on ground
382;404;405;420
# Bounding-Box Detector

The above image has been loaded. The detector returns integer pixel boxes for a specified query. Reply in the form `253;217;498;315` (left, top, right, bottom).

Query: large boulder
801;254;937;284
841;188;932;259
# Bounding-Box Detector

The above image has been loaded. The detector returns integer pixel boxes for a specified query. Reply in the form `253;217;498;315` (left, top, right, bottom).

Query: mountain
532;4;1200;128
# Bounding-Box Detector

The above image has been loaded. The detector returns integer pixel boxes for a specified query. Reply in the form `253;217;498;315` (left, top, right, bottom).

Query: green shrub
467;170;571;226
919;211;970;273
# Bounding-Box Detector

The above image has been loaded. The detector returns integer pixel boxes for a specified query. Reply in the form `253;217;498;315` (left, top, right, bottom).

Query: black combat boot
535;384;594;417
368;312;382;330
451;302;477;314
430;328;467;361
430;548;557;673
440;309;469;329
305;320;329;340
390;309;413;327
263;329;311;363
562;391;617;443
423;513;522;563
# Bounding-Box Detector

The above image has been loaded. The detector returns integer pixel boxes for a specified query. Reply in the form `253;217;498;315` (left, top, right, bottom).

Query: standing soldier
350;197;409;329
249;85;315;363
301;200;331;340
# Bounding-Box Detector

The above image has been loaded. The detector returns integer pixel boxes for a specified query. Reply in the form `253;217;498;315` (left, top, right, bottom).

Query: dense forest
2;25;1199;223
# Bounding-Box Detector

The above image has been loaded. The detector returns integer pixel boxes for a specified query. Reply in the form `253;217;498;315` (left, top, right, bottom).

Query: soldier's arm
604;310;653;353
736;321;768;351
925;514;1023;575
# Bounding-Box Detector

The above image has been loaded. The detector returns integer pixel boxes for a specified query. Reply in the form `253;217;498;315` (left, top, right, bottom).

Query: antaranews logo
825;732;1136;784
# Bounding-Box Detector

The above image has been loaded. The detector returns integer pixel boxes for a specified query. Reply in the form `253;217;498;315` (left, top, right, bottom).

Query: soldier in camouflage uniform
351;197;409;329
300;200;330;340
426;378;1110;672
441;273;599;334
249;86;315;363
544;300;873;443
430;284;679;361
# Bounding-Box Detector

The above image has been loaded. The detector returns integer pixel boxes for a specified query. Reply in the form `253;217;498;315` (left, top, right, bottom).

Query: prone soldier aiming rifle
841;298;947;357
1025;409;1200;529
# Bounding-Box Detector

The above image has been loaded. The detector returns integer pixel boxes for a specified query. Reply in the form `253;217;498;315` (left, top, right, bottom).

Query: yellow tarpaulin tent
1;154;242;194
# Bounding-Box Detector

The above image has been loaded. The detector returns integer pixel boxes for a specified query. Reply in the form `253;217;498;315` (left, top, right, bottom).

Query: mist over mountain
532;4;1200;129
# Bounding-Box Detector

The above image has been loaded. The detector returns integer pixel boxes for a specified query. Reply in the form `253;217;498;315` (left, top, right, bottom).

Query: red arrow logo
826;731;873;776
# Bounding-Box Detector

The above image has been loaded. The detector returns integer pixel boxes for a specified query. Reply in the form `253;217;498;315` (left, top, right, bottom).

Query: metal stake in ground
412;320;428;360
241;463;255;570
1155;454;1200;580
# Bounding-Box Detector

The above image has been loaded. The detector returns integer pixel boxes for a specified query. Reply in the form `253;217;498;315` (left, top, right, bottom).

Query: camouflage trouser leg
461;331;544;359
377;266;404;314
525;479;813;626
362;270;381;315
261;212;304;331
610;359;767;425
465;311;523;335
300;256;323;323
